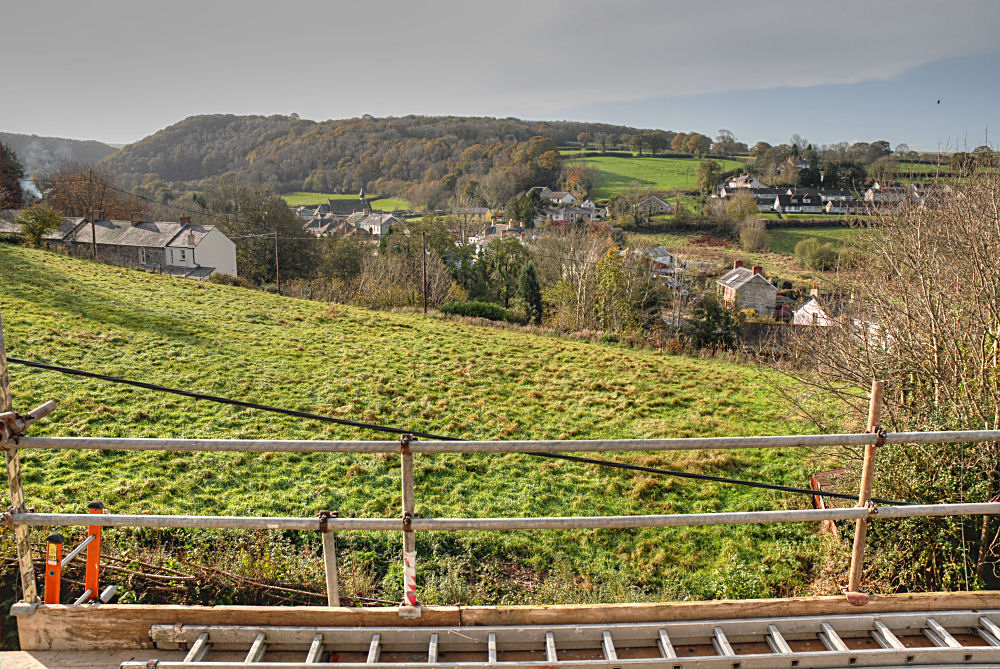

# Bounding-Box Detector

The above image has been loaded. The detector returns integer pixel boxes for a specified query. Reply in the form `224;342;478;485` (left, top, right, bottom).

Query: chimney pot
752;264;763;275
734;259;744;269
810;284;820;298
179;215;192;225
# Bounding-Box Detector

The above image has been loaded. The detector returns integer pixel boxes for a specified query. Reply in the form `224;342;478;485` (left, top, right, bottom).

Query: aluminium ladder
123;609;1000;668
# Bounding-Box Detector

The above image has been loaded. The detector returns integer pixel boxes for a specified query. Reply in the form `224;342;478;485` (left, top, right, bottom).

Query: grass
0;244;840;607
568;155;745;198
768;227;858;256
892;161;952;176
281;192;410;211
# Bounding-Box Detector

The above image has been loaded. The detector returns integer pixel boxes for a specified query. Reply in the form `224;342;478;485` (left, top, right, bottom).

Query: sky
1;0;998;151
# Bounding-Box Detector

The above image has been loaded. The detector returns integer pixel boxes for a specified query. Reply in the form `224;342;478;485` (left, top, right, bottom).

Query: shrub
207;273;255;289
794;237;838;270
439;300;509;322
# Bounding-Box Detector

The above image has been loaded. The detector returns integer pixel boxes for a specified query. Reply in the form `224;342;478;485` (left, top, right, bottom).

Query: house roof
716;266;776;291
549;191;574;199
65;220;218;248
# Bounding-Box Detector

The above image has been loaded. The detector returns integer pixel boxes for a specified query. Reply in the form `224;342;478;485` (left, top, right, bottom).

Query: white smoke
19;178;43;201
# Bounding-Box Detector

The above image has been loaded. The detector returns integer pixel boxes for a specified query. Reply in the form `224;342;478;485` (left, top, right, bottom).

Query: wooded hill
0;132;118;175
99;114;657;208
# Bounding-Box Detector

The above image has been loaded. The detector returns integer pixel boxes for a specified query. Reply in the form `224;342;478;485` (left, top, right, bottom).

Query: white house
548;191;577;205
346;212;400;237
727;173;763;189
793;297;836;326
164;224;238;277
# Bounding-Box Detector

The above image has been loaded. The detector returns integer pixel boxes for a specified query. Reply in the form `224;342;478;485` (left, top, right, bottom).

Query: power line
6;356;909;505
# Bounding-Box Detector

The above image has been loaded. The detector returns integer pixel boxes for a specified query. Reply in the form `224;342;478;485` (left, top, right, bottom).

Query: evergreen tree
0;143;25;209
518;261;543;324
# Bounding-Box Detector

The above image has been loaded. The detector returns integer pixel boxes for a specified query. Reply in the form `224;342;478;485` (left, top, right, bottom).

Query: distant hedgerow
439;300;509;321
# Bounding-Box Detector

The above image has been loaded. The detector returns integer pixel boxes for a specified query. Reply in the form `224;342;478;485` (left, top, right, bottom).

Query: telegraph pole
88;171;97;261
274;230;281;294
421;232;427;314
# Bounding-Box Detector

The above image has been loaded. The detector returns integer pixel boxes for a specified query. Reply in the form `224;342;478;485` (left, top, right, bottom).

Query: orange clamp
85;501;103;601
44;532;64;605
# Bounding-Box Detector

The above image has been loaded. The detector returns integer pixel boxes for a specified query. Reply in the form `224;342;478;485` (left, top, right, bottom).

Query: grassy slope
568;156;745;198
768;227;857;256
282;192;410;210
0;245;836;601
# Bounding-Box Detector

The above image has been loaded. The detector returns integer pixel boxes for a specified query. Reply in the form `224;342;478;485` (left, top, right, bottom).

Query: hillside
0;132;118;176
0;244;839;606
98;114;658;207
567;155;745;198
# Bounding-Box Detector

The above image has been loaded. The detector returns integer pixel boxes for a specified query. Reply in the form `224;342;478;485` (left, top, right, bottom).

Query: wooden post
273;230;281;294
1;309;39;602
421;232;427;315
400;435;418;608
319;511;340;607
847;379;884;597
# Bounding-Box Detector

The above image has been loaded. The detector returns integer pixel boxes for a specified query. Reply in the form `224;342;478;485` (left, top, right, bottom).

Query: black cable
6;357;906;504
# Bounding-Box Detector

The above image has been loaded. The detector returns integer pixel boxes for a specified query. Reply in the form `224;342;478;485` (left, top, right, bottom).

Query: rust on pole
0;308;39;602
847;379;885;602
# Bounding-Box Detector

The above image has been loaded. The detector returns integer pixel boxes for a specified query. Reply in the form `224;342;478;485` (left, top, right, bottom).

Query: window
179;249;187;262
140;248;151;266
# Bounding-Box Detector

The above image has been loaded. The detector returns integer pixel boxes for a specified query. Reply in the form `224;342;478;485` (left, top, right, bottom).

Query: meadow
281;192;411;211
0;244;842;608
767;227;857;256
567;155;745;198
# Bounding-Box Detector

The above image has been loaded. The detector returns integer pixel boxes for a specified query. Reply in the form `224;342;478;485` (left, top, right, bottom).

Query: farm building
637;195;675;215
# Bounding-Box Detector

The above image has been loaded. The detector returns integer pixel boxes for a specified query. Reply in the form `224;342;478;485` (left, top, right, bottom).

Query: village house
792;287;851;326
345;212;400;238
538;206;601;224
548;191;577;205
5;214;238;278
825;200;866;215
468;223;526;252
527;186;553;199
773;191;824;214
726;173;763;189
637;195;675;216
716;260;778;317
863;181;906;205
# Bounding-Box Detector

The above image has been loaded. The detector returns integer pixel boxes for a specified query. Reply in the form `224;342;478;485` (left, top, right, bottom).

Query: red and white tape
403;550;417;606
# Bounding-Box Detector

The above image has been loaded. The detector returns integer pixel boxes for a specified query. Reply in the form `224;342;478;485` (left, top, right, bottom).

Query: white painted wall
194;228;238;277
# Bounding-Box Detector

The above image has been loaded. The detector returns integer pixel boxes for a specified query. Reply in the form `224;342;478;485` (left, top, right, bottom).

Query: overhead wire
6;356;910;505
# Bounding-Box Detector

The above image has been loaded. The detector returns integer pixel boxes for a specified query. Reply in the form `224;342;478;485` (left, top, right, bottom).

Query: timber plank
458;592;1000;626
15;605;462;651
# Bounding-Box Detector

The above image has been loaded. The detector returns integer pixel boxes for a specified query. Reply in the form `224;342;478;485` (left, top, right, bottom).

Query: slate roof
716;266;775;290
0;216;86;241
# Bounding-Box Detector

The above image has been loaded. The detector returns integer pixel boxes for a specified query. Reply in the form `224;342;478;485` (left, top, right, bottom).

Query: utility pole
88;170;97;261
274;230;281;294
421;232;427;314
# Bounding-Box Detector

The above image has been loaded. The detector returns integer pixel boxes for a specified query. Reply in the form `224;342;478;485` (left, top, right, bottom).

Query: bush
794;237;838;270
207;273;255;289
439;300;509;322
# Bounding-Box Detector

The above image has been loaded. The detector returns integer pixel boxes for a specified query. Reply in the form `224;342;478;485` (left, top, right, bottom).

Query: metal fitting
874;426;887;448
316;509;338;533
402;511;413;530
399;433;412;455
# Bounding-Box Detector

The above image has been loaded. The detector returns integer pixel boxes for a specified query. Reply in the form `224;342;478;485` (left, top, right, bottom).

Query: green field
0;245;839;607
282;191;410;211
569;156;745;198
768;227;858;256
892;161;952;176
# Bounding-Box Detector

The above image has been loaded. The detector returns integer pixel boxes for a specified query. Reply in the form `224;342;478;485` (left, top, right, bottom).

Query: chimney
733;259;744;269
752;264;763;275
810;284;820;298
180;215;192;225
188;230;195;246
130;211;142;226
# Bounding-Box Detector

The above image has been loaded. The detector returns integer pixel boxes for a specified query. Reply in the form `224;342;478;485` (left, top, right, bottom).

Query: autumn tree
686;133;712;157
576;132;591;149
670;133;689;152
695;159;722;192
44;163;145;220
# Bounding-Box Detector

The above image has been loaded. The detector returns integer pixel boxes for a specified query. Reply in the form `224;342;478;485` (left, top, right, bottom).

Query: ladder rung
366;633;381;663
819;622;849;652
872;620;906;650
712;626;735;657
184;632;210;662
925;618;962;648
488;632;497;664
305;633;324;663
657;628;677;659
545;631;558;662
244;632;266;663
979;617;1000;647
428;633;439;663
766;625;792;654
602;631;618;661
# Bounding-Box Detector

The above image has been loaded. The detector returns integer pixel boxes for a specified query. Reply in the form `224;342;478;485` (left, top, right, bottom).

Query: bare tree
778;161;1000;590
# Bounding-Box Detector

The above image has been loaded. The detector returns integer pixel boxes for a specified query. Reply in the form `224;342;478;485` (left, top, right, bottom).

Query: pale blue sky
1;0;997;150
